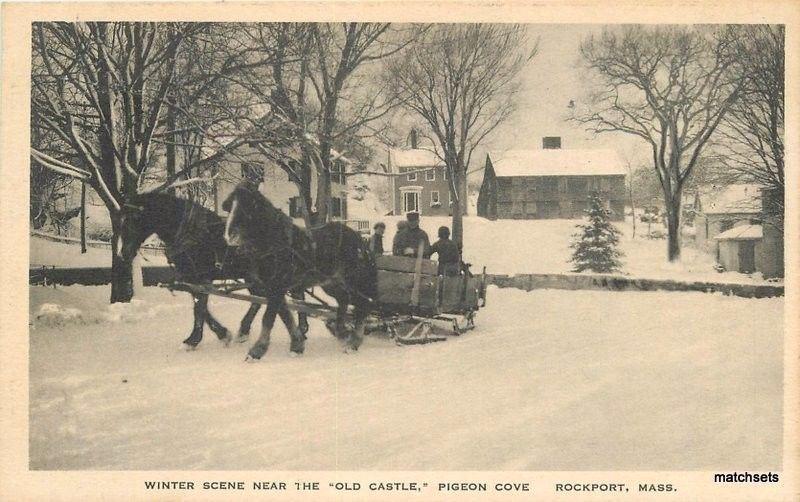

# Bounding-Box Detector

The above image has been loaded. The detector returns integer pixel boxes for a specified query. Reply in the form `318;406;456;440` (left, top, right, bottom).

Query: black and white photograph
1;1;798;500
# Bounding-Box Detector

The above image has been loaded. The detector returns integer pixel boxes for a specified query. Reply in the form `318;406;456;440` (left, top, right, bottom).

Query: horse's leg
182;293;207;349
276;301;305;355
237;300;261;344
344;301;368;353
245;296;279;361
204;302;232;346
332;292;350;340
290;287;309;335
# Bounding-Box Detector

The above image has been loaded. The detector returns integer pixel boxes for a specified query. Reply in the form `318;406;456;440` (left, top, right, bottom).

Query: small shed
714;224;763;274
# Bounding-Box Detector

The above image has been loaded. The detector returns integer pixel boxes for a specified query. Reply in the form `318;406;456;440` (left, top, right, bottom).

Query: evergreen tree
570;194;624;273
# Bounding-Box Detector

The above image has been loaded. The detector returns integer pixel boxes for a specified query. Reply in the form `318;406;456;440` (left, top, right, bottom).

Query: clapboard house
388;130;452;217
477;138;627;220
213;142;351;223
693;183;783;278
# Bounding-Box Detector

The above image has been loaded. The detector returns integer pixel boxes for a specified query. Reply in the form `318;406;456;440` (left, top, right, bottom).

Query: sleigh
369;255;487;344
161;253;488;346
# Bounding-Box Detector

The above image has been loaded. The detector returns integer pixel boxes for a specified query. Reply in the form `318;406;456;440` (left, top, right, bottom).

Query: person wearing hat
429;225;461;276
392;220;409;256
368;221;386;257
394;212;431;258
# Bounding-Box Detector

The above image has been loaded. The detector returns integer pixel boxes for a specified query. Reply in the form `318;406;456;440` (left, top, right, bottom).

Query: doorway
738;241;756;273
403;191;420;213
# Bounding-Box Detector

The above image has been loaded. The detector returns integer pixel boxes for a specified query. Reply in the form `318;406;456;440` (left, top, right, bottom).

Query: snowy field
374;215;775;284
29;284;783;470
30;235;167;268
31;215;770;286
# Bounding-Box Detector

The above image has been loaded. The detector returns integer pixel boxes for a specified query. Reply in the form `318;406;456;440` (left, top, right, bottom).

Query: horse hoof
221;333;233;347
343;346;358;354
182;343;198;352
289;351;302;358
244;355;256;363
235;332;250;344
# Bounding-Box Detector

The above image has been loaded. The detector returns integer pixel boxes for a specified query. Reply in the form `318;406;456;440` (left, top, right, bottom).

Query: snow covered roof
487;149;627;177
389;148;443;170
698;184;761;215
715;224;763;241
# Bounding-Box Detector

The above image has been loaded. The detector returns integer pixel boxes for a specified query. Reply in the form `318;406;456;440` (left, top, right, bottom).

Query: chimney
410;128;418;149
543;136;561;149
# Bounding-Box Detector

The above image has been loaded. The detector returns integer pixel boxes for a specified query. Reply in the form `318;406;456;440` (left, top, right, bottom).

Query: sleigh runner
163;252;488;346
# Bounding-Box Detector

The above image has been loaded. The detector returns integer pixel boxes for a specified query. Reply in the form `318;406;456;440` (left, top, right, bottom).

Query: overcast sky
474;24;648;173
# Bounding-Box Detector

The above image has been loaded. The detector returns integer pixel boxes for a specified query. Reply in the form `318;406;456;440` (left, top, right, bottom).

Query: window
431;190;440;205
449;191;453;206
241;162;264;183
426;169;435;181
330;197;344;218
539;178;557;193
568;177;587;193
331;160;346;185
442;168;448;180
403;192;419;213
600;177;611;191
525;201;538;215
289;196;304;218
407;169;417;181
558;178;568;194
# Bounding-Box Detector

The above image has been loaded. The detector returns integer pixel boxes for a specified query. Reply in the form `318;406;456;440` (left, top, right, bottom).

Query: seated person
392;220;409;256
369;222;385;257
393;212;430;258
429;226;462;276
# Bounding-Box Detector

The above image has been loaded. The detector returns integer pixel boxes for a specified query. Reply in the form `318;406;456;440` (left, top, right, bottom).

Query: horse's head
222;182;265;247
115;199;148;262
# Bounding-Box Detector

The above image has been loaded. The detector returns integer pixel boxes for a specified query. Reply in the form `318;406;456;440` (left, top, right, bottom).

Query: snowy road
29;285;783;470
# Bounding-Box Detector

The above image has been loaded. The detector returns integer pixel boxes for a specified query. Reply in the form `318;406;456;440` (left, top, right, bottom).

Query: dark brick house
388;147;453;217
477;138;627;220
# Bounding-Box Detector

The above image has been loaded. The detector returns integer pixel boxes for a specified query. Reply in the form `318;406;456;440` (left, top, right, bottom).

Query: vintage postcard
1;1;797;500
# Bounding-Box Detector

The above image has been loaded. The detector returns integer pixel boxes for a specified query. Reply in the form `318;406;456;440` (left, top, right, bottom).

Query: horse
115;191;309;349
221;182;377;361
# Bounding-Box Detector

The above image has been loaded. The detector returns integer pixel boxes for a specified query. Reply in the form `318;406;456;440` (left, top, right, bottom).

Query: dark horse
222;183;377;360
116;191;308;349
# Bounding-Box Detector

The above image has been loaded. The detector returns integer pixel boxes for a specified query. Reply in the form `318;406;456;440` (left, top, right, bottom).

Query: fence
29;265;783;299
31;230;166;255
344;219;371;235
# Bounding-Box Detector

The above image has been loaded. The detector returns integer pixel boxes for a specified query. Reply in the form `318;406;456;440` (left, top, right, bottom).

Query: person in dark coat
392;220;409;256
394;212;430;258
368;222;385;257
429;226;462;276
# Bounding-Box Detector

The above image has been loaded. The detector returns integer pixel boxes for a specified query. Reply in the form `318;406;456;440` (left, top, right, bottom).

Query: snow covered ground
374;215;775;284
31;211;773;285
30;235;167;268
29;284;783;470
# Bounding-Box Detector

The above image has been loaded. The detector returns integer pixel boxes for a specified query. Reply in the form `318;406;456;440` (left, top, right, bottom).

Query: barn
477;137;627;220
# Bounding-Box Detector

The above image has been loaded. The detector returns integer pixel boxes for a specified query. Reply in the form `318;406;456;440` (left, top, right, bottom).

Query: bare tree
387;24;536;246
30;22;276;302
575;25;744;261
234;23;413;224
715;25;784;229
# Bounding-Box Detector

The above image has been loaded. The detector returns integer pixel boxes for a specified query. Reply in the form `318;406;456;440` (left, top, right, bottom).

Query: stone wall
486;272;783;299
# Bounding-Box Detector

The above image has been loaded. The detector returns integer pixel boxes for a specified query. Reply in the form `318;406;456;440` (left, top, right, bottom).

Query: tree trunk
165;98;176;194
80;182;87;253
664;194;682;262
315;169;331;224
110;214;135;303
450;167;466;246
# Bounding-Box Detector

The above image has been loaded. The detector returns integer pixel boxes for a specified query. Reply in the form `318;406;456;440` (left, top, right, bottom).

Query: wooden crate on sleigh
374;255;439;316
439;275;482;314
